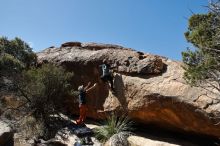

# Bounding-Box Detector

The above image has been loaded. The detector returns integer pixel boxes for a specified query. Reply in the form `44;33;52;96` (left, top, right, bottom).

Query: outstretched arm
110;66;117;69
86;83;97;93
84;82;91;90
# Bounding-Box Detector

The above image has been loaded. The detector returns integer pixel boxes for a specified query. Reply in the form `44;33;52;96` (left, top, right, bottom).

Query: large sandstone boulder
37;42;220;138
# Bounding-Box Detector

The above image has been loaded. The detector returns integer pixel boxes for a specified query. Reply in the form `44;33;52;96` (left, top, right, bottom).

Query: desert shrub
19;116;44;139
94;114;133;146
0;37;74;140
0;37;37;68
0;37;36;95
15;63;74;139
0;53;24;74
182;1;220;93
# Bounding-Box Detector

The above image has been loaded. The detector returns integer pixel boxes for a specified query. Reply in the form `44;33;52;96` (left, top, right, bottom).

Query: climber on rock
76;82;97;125
99;59;116;92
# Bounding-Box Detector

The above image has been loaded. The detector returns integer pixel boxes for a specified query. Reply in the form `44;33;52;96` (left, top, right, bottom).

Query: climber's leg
76;104;87;125
109;76;114;90
100;75;107;82
106;75;114;91
81;105;87;123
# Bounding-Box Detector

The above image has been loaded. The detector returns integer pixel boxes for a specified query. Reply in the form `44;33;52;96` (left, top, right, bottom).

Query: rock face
128;136;185;146
0;121;13;146
37;42;220;138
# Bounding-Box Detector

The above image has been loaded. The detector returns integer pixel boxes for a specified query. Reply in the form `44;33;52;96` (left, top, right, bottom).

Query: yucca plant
94;113;133;146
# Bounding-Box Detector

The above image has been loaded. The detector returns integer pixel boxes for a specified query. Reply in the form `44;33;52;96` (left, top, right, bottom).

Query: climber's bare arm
86;83;97;93
84;82;91;90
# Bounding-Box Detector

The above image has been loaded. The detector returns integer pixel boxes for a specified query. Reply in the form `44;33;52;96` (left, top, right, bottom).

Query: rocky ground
0;120;14;146
1;117;219;146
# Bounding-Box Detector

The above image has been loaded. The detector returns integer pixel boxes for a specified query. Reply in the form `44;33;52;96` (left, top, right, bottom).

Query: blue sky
0;0;208;60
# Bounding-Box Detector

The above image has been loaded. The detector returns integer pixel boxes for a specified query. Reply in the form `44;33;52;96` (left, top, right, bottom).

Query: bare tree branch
15;84;32;103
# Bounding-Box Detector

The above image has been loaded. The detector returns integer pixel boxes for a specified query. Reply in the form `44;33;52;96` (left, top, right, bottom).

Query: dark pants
101;74;114;90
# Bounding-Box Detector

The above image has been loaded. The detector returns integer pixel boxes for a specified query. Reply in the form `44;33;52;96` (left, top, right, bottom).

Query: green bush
0;53;25;74
182;2;220;90
16;63;73;139
0;37;36;91
0;37;37;69
0;37;74;139
18;63;73;118
94;114;133;145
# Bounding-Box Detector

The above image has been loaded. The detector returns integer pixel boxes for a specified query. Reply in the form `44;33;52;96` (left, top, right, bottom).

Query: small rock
0;121;13;146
